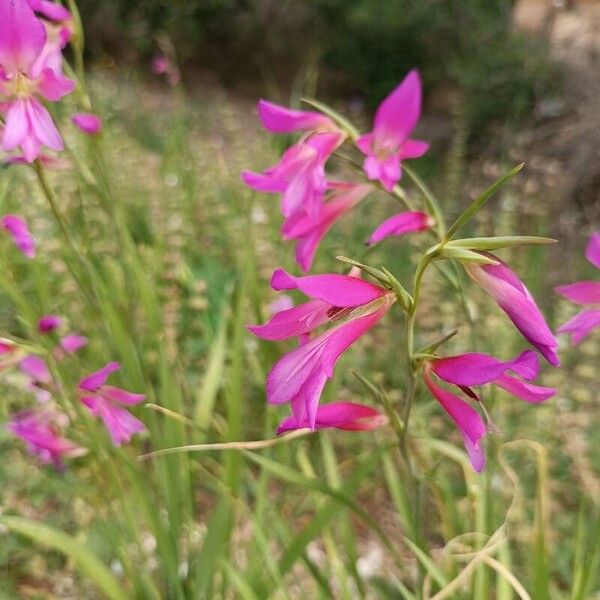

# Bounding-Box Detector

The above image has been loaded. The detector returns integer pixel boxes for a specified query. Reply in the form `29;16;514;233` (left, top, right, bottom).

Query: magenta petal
72;112;103;135
270;268;386;307
29;0;71;22
555;281;600;305
465;256;559;366
557;308;600;344
2;100;29;152
36;68;75;101
79;361;120;391
257;99;333;133
241;170;287;193
20;355;51;383
96;402;146;446
266;303;389;427
492;374;556;404
431;350;539;387
423;370;486;472
248;299;331;340
101;385;146;406
585;232;600;269
367;211;433;245
1;214;36;258
399;139;429;159
373;69;422;148
38;314;62;333
59;333;88;353
0;0;47;74
26;98;63;150
276;401;387;434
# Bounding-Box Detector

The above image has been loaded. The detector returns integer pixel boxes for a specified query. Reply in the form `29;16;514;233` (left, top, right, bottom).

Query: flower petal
271;268;386;307
399;139;429;159
585;232;600;269
554;281;600;305
72;112;103;135
1;214;36;258
59;333;88;353
2;100;29;152
79;361;120;391
258;99;334;133
101;385;146;406
38;314;61;333
557;308;600;344
26;97;63;150
492;374;556;404
367;211;433;246
19;355;51;383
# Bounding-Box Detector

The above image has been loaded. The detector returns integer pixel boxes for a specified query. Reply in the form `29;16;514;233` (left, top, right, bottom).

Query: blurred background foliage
76;0;556;137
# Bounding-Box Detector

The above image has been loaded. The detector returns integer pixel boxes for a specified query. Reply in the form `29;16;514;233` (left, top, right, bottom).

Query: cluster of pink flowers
245;70;567;471
0;0;101;164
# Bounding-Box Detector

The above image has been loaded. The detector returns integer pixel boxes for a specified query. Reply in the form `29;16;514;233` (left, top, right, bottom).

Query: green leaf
444;163;524;242
447;236;556;251
0;516;127;600
300;98;360;139
336;256;389;284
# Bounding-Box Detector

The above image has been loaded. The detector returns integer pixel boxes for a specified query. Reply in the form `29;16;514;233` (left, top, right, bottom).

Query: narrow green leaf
336;255;389;284
445;164;524;242
0;516;127;600
448;236;556;251
436;247;499;265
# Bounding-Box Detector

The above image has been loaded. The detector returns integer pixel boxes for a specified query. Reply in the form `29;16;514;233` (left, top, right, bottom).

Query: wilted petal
72;112;103;135
554;281;600;305
271;268;386;307
248;299;331;340
493;374;556;404
258;99;334;133
423;369;486;472
276;401;387;434
431;350;540;386
1;214;36;258
0;0;46;74
79;361;120;391
367;211;433;245
557;308;600;344
585;232;600;269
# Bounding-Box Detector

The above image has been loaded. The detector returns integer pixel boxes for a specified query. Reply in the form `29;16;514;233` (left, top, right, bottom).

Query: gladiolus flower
7;409;85;469
248;269;394;429
78;362;146;446
463;253;559;366
356;70;429;192
72;112;102;135
555;232;600;344
424;350;556;471
1;214;35;258
59;333;87;354
0;0;74;161
20;354;51;384
276;401;387;434
366;211;434;246
38;314;62;333
281;183;373;271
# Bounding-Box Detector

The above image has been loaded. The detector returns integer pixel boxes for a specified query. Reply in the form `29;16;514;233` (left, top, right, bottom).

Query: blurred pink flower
58;333;87;354
72;112;102;135
281;182;373;271
464;253;560;366
7;409;85;469
424;350;556;472
38;314;62;333
356;70;429;192
555;232;600;344
248;269;393;429
366;210;434;246
151;54;180;86
276;401;387;434
1;214;35;258
0;0;74;161
78;362;146;446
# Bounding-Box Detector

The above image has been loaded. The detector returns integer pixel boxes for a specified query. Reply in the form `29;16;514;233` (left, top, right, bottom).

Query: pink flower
276;401;387;434
1;214;35;258
7;409;85;469
463;253;560;366
20;354;51;384
0;0;74;161
424;350;556;471
28;0;71;24
242;100;344;222
281;182;373;271
0;338;25;370
151;54;180;86
78;362;146;446
356;70;429;192
366;211;434;246
72;112;102;135
38;314;62;333
58;333;87;354
555;232;600;344
248;269;393;429
243;132;343;222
